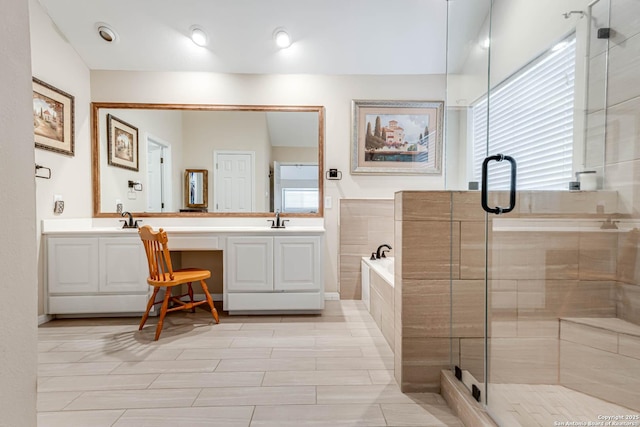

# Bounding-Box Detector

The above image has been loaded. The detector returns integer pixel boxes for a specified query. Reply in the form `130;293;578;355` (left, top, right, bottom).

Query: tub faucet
376;244;392;259
120;211;142;229
600;217;619;230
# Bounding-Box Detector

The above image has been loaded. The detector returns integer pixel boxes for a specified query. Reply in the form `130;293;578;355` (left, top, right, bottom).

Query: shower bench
559;317;640;412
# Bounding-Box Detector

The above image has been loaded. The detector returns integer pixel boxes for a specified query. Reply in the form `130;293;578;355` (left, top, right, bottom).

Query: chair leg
187;282;195;313
139;287;159;331
200;280;219;323
155;287;172;341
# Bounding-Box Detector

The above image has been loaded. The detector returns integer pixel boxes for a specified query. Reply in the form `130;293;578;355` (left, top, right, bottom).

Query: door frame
213;150;255;212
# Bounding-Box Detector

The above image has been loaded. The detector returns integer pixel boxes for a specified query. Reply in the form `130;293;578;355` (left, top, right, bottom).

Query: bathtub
362;257;394;288
361;257;394;310
361;257;395;350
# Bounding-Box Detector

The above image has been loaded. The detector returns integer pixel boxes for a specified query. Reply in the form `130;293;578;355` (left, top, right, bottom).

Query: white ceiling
37;0;449;75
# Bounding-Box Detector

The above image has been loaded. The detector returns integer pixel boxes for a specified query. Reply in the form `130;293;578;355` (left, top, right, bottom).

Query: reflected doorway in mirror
213;151;254;212
147;135;172;213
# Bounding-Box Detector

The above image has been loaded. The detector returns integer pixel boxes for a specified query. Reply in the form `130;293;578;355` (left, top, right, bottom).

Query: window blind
472;35;576;190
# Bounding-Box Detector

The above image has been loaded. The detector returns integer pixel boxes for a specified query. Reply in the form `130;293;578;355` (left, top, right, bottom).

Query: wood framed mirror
91;103;324;217
184;169;208;211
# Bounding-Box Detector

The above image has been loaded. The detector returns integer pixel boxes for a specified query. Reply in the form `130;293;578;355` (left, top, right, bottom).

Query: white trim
38;314;54;325
324;292;340;301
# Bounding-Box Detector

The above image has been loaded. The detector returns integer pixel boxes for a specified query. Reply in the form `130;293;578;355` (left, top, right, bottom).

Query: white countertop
42;218;325;235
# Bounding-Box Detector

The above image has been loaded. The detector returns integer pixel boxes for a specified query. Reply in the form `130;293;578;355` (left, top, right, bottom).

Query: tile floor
37;300;463;427
488;383;640;427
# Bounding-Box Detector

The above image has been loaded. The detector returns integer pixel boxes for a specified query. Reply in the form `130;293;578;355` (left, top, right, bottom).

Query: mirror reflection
93;104;323;216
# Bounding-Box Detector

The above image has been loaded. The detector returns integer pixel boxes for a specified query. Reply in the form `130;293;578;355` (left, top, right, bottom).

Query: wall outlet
54;200;64;214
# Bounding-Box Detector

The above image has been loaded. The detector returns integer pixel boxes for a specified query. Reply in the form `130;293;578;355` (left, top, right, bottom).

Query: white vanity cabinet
42;220;325;316
46;235;148;314
226;234;323;312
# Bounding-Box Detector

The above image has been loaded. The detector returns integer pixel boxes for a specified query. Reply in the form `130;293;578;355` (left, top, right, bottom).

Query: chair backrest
138;225;175;282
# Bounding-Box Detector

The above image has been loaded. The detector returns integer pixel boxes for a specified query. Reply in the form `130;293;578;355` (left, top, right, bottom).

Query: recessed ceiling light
190;25;208;47
273;28;291;49
96;23;118;43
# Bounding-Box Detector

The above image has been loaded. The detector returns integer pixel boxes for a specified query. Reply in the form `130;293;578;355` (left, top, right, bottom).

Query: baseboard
38;314;54;325
324;292;340;300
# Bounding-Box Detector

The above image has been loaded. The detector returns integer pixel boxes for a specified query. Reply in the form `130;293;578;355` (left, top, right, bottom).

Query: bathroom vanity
43;219;325;315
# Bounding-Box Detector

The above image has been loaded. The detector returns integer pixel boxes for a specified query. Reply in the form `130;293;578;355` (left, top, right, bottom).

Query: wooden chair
138;225;219;340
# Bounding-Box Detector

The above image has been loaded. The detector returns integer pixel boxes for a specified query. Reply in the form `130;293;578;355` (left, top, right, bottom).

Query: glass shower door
445;0;492;398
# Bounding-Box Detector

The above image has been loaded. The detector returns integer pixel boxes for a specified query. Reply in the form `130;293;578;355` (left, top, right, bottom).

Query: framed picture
33;78;75;156
107;114;139;171
351;100;444;175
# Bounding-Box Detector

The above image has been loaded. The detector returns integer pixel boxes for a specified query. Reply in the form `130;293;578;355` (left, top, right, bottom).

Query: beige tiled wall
394;191;452;392
369;273;394;349
339;199;394;299
394;190;623;393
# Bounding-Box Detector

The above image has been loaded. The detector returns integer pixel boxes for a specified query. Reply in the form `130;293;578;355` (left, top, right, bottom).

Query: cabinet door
274;236;321;291
226;236;273;292
47;237;99;294
99;237;148;293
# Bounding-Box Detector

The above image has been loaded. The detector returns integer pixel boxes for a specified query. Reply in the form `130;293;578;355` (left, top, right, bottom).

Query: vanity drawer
166;235;221;250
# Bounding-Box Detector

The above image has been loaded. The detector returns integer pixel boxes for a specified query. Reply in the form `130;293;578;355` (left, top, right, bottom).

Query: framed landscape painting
33;78;75;156
351;100;443;175
107;114;139;171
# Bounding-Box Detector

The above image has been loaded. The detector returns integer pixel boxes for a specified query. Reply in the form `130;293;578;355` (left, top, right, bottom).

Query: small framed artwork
32;77;75;156
351;99;444;175
107;114;139;171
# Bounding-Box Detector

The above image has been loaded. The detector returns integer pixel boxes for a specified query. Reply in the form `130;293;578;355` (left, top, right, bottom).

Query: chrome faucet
376;244;392;259
268;210;289;229
120;211;142;229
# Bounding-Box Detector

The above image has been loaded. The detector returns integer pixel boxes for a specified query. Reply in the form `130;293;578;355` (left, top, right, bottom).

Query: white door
147;140;165;212
214;151;254;212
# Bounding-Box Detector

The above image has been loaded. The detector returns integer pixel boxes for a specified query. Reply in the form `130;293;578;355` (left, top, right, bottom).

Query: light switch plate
325;196;332;209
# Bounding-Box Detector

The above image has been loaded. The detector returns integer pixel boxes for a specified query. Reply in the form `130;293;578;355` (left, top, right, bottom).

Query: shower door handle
481;154;517;214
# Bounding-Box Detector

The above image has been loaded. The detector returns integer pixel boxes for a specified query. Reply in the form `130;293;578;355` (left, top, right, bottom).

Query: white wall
91;71;447;294
0;0;38;423
272;147;318;163
30;0;91;315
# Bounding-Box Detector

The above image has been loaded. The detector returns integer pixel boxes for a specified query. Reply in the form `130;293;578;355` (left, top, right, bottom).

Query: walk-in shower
445;0;640;425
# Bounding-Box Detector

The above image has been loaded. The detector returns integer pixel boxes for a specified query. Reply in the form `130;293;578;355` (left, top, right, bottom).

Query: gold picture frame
33;77;75;156
107;114;139;171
